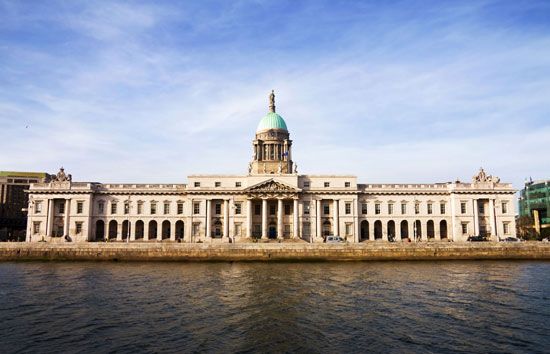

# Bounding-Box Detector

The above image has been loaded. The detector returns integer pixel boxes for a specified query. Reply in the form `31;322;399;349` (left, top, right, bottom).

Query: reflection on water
1;262;549;353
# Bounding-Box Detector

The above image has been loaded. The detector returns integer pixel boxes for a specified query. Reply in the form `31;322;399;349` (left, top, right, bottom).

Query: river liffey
1;261;549;353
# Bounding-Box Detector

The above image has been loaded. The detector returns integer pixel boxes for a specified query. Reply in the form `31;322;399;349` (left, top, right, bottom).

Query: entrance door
268;226;277;239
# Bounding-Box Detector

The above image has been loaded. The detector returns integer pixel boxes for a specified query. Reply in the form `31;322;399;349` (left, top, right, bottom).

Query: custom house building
25;92;516;243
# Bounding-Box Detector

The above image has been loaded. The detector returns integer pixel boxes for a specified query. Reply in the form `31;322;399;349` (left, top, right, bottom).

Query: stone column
293;199;299;239
117;221;123;241
489;199;496;240
157;221;162;241
261;199;268;239
63;199;71;236
206;199;212;239
354;199;360;243
224;199;229;239
369;221;375;241
316;199;322;239
170;220;176;241
144;221;149;241
382;220;388;241
333;200;339;236
473;199;479;236
435;221;441;241
46;199;54;237
246;199;252;238
130;220;136;241
277;199;283;239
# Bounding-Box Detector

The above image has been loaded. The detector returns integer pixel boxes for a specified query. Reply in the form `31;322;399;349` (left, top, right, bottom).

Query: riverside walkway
1;242;550;261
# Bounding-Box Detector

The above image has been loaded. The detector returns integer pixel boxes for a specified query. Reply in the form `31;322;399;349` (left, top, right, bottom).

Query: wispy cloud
0;0;549;189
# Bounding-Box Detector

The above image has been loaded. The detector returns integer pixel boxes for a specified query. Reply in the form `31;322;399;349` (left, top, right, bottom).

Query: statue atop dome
269;90;276;113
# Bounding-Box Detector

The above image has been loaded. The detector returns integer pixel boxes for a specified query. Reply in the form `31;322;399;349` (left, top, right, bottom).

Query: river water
0;261;549;353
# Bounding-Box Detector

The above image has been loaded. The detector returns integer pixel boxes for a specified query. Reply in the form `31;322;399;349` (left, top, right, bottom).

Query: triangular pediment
245;179;300;194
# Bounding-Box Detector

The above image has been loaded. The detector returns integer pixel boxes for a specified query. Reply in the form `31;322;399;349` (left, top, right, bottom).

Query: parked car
467;235;488;242
501;237;521;242
542;238;549;243
325;236;345;243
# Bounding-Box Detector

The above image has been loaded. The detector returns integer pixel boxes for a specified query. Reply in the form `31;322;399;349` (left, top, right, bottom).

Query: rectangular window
479;203;485;214
304;201;310;215
461;222;468;235
285;204;291;215
324;182;330;188
440;203;446;214
33;221;40;234
375;203;381;215
323;204;330;215
234;223;242;236
215;203;222;215
461;202;467;214
235;182;241;187
194;182;200;187
388;204;393;215
35;201;42;214
303;181;310;188
284;224;291;237
401;203;406;215
501;202;507;214
98;202;104;214
269;205;276;215
345;182;351;188
58;203;65;214
345;223;352;236
150;203;157;215
415;203;420;215
361;203;368;215
427;203;433;215
124;202;130;215
164;203;170;215
75;222;83;234
193;223;200;236
503;222;510;234
345;202;351;215
215;181;221;187
177;203;184;215
137;202;143;215
77;201;83;214
111;202;117;215
255;204;261;215
193;202;200;215
234;203;242;215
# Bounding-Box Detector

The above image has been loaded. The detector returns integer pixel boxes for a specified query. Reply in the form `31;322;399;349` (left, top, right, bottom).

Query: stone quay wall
1;242;550;261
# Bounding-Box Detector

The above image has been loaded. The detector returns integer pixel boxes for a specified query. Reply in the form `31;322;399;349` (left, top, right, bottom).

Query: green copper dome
256;112;288;132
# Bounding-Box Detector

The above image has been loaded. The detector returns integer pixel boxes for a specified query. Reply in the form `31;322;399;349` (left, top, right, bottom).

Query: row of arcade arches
359;220;448;241
94;220;185;241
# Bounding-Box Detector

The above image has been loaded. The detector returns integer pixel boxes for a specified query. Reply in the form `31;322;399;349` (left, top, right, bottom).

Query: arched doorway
414;220;422;240
440;220;448;239
162;220;171;240
108;220;117;240
374;220;382;240
400;220;409;240
322;220;331;237
175;220;184;240
135;220;144;240
427;220;435;239
122;220;129;240
360;220;369;241
95;220;105;241
268;222;277;239
387;220;395;241
148;220;157;240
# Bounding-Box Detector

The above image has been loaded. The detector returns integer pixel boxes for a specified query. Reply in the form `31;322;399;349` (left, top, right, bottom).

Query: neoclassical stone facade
26;93;516;243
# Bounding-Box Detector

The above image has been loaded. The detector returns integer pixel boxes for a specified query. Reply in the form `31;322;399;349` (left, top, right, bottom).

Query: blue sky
1;0;549;188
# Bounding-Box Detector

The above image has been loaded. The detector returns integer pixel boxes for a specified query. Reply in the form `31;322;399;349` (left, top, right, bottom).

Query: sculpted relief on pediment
246;180;298;198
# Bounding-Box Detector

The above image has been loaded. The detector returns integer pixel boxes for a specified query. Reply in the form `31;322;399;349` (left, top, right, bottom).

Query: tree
516;215;538;240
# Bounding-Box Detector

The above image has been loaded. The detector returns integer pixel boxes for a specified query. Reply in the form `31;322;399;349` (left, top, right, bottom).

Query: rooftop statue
472;167;500;183
52;167;72;182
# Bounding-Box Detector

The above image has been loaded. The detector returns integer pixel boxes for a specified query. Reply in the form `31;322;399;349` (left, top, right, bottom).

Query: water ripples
0;261;549;353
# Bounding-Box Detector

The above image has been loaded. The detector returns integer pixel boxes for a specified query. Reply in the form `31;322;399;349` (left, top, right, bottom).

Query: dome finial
269;90;276;113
